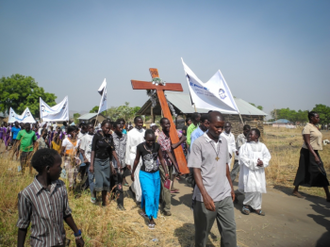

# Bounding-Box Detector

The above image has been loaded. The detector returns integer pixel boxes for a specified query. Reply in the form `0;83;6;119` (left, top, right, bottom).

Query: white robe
220;132;237;168
238;141;271;194
125;127;145;202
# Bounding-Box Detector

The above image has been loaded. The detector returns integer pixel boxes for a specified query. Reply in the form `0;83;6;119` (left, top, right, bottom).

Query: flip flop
255;209;265;216
241;205;250;215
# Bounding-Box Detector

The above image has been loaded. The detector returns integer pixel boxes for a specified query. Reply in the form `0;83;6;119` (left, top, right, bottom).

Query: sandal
241;205;250;215
255;209;265;216
292;191;305;199
148;223;155;229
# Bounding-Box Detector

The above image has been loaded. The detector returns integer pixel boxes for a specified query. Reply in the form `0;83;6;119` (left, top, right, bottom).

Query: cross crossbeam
131;68;189;174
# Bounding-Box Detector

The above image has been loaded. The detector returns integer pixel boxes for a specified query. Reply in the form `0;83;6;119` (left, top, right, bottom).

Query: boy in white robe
239;128;271;216
125;116;145;202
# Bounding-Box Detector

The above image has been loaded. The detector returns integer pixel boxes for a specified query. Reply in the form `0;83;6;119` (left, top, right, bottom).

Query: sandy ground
163;177;330;247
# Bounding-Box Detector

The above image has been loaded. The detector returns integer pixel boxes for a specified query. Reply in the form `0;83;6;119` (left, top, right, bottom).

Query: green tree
312;104;330;125
270;108;308;124
249;102;263;111
0;74;57;116
73;113;81;124
89;106;99;113
103;102;141;122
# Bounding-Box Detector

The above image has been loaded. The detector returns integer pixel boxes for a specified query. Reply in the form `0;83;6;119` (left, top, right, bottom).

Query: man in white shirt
220;122;237;169
125;116;145;202
80;123;96;203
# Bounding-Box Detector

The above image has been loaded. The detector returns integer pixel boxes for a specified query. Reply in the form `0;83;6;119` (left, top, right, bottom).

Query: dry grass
0;126;329;246
263;126;330;197
0;149;209;247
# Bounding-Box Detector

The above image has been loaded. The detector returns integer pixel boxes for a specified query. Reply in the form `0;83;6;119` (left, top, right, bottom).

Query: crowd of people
1;110;328;247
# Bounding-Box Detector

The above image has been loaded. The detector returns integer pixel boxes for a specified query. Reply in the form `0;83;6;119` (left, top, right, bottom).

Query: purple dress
0;127;3;140
5;127;11;147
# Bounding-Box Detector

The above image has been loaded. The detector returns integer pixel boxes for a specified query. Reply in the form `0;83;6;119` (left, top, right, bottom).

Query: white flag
98;79;107;114
8;107;36;123
39;96;69;122
181;58;240;114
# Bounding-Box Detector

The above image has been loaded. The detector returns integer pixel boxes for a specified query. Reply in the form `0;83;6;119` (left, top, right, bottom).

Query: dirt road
168;178;330;247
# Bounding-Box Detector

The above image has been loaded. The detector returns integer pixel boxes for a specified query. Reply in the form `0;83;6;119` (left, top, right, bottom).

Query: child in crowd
131;129;169;229
239;128;271;216
17;149;84;247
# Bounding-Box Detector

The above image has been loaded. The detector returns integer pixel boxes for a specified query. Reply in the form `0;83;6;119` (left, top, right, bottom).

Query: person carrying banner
125;116;145;202
16;123;37;173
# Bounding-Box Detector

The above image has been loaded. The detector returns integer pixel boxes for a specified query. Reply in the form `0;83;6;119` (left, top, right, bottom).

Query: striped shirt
17;177;72;247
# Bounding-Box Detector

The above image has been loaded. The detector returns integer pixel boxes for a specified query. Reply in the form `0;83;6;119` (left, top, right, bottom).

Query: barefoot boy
17;149;84;247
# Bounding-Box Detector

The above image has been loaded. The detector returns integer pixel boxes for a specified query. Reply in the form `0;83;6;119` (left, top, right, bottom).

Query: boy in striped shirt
17;149;84;247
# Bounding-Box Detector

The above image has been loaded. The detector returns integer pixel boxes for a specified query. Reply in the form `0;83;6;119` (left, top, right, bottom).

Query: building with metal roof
137;92;267;136
77;113;106;124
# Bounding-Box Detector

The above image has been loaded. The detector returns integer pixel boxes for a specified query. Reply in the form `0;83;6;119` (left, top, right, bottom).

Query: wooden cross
131;68;189;174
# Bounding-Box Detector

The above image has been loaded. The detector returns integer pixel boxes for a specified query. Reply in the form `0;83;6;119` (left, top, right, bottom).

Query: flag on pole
98;78;107;114
8;107;36;123
39;96;69;121
181;58;240;114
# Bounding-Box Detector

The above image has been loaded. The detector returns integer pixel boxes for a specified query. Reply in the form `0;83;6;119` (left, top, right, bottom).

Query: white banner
8;107;36;123
181;58;240;115
98;78;107;114
39;96;69;122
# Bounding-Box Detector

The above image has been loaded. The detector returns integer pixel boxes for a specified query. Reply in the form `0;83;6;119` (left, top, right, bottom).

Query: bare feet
292;190;305;199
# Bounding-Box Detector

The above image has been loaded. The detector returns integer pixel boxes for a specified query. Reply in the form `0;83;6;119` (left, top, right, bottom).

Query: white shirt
238;141;271;193
221;131;237;164
77;131;86;142
62;137;80;154
125;127;145;166
220;132;237;154
80;134;94;162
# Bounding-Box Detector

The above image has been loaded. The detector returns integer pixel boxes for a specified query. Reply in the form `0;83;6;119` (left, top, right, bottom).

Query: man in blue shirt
186;114;210;188
11;121;21;160
190;114;210;151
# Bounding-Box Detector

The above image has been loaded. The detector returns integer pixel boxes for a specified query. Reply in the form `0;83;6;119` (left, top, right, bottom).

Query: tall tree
89;106;99;113
249;102;263;111
0;74;56;116
312;104;330;125
73;113;81;124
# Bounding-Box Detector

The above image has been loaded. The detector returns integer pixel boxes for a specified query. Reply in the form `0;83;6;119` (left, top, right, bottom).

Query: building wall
223;114;264;139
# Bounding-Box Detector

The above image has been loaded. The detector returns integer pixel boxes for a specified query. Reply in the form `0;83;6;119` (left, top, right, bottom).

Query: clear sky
1;0;329;117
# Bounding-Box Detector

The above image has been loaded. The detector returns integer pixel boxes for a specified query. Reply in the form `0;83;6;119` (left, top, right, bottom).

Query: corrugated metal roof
78;113;98;120
163;92;267;116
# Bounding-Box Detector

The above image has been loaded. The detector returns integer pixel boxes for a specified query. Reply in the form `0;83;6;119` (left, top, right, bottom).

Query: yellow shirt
302;123;323;151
